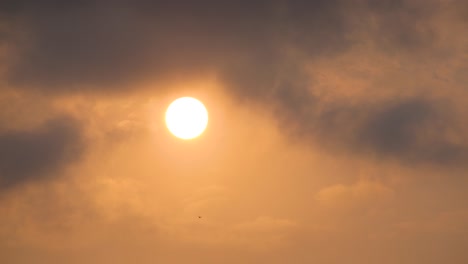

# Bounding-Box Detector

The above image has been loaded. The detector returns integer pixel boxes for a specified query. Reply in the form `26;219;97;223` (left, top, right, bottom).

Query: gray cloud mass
0;116;85;190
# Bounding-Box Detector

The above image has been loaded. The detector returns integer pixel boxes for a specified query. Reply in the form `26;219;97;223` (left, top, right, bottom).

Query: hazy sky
0;1;467;263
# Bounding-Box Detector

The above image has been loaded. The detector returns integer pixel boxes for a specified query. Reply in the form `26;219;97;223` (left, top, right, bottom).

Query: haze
0;1;467;263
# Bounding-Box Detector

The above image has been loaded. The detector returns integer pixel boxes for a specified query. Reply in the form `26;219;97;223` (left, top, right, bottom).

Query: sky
0;0;467;263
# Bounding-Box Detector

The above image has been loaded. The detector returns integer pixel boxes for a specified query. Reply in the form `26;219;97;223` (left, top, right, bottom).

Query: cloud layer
1;0;466;169
0;1;467;263
0;116;85;190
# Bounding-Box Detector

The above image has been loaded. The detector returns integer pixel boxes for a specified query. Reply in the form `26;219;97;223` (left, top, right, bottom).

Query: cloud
355;99;468;165
0;116;85;190
316;180;395;208
0;0;466;168
0;0;352;92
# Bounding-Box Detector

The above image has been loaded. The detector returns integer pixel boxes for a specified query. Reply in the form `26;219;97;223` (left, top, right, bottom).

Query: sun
165;97;209;140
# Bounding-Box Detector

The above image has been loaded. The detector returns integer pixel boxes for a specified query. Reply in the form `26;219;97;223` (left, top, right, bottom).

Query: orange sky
0;1;467;263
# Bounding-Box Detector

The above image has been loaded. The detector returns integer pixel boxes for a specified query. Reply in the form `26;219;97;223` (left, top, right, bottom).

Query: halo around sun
165;97;208;140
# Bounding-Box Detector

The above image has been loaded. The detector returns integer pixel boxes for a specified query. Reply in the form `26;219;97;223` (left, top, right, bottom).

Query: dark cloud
225;56;468;165
356;99;468;165
0;0;440;91
0;116;85;190
263;90;468;167
366;0;438;53
0;0;353;92
360;99;434;155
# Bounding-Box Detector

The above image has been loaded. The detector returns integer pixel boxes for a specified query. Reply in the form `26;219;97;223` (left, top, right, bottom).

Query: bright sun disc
165;97;208;140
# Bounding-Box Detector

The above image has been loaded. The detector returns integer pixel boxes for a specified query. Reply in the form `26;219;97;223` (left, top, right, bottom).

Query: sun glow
165;97;208;140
